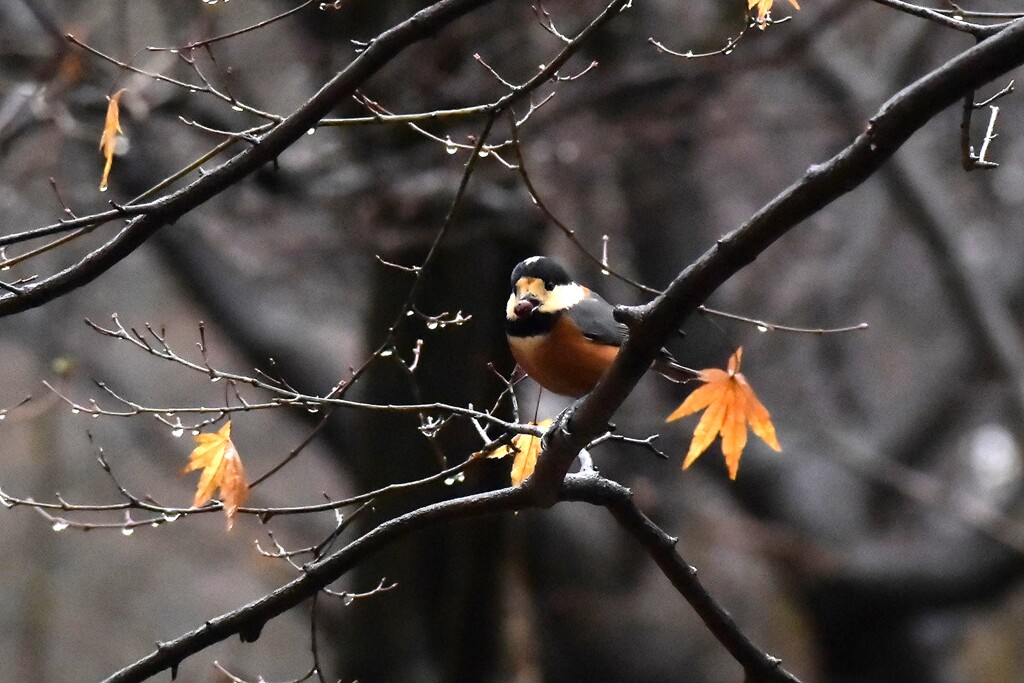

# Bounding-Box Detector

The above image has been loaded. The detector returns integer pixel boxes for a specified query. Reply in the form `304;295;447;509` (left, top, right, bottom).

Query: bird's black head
509;256;573;292
506;256;584;326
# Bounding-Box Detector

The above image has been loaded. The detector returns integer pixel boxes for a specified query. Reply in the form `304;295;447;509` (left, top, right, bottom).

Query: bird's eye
545;281;555;291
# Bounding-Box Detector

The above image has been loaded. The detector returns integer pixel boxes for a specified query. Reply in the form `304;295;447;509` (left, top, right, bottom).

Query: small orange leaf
183;421;249;529
748;0;800;27
486;420;551;487
666;348;781;480
98;88;127;192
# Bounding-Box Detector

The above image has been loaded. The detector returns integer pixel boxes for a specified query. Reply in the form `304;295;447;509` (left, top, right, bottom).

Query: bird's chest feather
508;315;620;397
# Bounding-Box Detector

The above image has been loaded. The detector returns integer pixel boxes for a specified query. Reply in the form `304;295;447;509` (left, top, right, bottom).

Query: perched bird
506;256;691;397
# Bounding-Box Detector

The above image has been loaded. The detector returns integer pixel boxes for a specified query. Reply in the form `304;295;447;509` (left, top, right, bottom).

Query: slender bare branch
0;0;498;317
149;0;316;52
98;475;802;683
868;0;1001;36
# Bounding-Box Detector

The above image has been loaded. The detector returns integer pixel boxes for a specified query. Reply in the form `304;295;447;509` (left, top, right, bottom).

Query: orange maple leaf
749;0;800;27
183;421;249;528
485;420;551;487
98;88;127;192
666;348;780;480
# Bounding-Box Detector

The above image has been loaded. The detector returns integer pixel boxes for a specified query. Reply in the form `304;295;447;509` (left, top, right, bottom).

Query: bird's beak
513;295;540;318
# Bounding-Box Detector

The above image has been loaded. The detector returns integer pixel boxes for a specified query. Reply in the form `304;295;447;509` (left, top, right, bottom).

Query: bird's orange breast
508;315;620;397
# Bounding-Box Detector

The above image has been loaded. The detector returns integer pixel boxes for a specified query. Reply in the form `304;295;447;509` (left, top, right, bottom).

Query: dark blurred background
2;1;1024;681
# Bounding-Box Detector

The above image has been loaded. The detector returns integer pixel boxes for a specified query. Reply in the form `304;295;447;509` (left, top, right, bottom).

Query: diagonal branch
569;479;802;682
868;0;1001;36
0;0;497;316
100;475;800;683
0;0;630;318
524;17;1024;503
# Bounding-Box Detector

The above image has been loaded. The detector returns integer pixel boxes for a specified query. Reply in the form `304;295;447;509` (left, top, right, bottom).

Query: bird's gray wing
565;292;628;346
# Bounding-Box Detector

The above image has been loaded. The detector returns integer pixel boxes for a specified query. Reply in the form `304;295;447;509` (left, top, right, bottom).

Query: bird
505;256;692;397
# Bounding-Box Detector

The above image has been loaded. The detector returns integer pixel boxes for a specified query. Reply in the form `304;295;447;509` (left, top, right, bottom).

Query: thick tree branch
0;0;630;318
790;27;1024;611
525;17;1024;503
0;0;496;314
101;485;525;683
101;475;799;683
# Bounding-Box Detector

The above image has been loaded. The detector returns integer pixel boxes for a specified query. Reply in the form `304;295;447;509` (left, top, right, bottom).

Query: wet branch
100;475;800;683
524;18;1024;502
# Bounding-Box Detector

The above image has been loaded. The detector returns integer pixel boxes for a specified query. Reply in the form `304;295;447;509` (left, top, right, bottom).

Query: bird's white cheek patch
539;283;585;313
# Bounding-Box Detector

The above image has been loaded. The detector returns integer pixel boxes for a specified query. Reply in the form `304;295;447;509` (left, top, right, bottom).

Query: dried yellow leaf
183;421;249;529
486;420;552;487
98;88;127;191
748;0;800;27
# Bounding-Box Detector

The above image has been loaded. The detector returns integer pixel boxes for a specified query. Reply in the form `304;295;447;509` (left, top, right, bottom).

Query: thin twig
698;305;869;335
974;104;1001;168
960;79;1013;170
868;0;999;37
149;0;316;52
